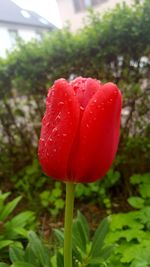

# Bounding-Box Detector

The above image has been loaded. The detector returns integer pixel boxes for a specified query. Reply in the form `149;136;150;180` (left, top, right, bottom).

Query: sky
12;0;62;28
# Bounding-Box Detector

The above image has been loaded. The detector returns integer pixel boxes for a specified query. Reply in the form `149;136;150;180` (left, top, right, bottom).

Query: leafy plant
0;191;35;261
76;168;120;211
54;211;113;266
105;173;150;266
0;212;113;267
39;182;65;217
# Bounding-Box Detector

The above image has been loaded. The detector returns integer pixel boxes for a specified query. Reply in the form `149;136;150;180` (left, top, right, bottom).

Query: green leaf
99;245;114;260
9;246;25;262
10;211;35;227
128;197;144;209
56;252;63;267
90;218;109;258
0;196;22;221
139;184;150;198
12;262;36;267
24;246;38;265
72;215;87;253
28;231;50;267
54;229;64;246
0;240;13;249
88;257;104;264
77;211;89;243
0;263;10;267
109;212;143;231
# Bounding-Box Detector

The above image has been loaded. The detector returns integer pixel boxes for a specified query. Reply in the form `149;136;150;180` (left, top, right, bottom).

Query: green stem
64;182;76;267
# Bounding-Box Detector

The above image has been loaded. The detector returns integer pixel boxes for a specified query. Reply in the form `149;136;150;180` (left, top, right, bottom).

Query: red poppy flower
38;77;122;183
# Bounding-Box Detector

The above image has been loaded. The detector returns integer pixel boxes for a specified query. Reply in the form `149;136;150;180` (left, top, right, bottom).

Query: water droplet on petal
80;106;84;111
52;127;58;133
63;133;67;137
86;124;89;128
114;89;118;96
59;101;64;106
53;148;57;153
56;114;61;120
93;99;97;103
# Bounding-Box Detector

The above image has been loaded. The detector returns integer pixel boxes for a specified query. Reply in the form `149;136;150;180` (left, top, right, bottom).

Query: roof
0;0;55;29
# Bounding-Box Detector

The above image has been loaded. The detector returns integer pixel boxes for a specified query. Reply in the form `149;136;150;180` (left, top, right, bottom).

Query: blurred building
0;0;55;57
57;0;132;31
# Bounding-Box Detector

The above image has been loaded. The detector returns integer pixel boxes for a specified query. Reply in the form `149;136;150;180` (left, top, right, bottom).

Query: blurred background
0;0;149;222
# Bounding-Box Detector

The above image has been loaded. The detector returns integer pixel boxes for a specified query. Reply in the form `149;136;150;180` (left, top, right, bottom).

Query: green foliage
39;182;65;217
0;213;113;267
0;192;35;261
105;173;150;266
54;211;112;266
128;173;150;208
76;169;120;211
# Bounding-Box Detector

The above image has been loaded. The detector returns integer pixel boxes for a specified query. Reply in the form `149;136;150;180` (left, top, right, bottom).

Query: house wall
57;0;132;32
0;23;45;58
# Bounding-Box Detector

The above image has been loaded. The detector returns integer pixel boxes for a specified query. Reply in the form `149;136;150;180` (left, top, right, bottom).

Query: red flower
38;77;122;183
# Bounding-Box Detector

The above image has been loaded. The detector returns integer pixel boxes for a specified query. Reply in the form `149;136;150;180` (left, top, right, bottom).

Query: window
8;29;18;46
73;0;105;12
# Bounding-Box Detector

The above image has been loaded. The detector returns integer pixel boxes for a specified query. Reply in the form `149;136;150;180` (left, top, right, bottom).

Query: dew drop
114;90;118;96
52;127;58;133
93;99;97;103
86;124;89;128
67;111;71;115
59;101;64;106
48;137;53;142
40;138;44;143
80;106;84;111
56;114;61;120
63;133;67;137
46;122;50;127
53;148;57;153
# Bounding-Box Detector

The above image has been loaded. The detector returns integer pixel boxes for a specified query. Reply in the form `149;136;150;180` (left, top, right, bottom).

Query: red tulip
38;77;122;183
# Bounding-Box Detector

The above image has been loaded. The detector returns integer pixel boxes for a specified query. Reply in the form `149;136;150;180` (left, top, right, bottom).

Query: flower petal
38;78;80;180
70;77;101;108
71;82;122;183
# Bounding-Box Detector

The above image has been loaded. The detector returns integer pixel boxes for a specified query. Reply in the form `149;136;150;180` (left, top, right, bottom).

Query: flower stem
64;182;75;267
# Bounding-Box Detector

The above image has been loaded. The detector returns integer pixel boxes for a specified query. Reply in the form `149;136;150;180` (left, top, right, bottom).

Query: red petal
71;82;122;183
38;79;80;181
70;77;100;108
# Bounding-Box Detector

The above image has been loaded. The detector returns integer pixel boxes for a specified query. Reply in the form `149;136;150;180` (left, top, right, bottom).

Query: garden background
0;0;150;266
